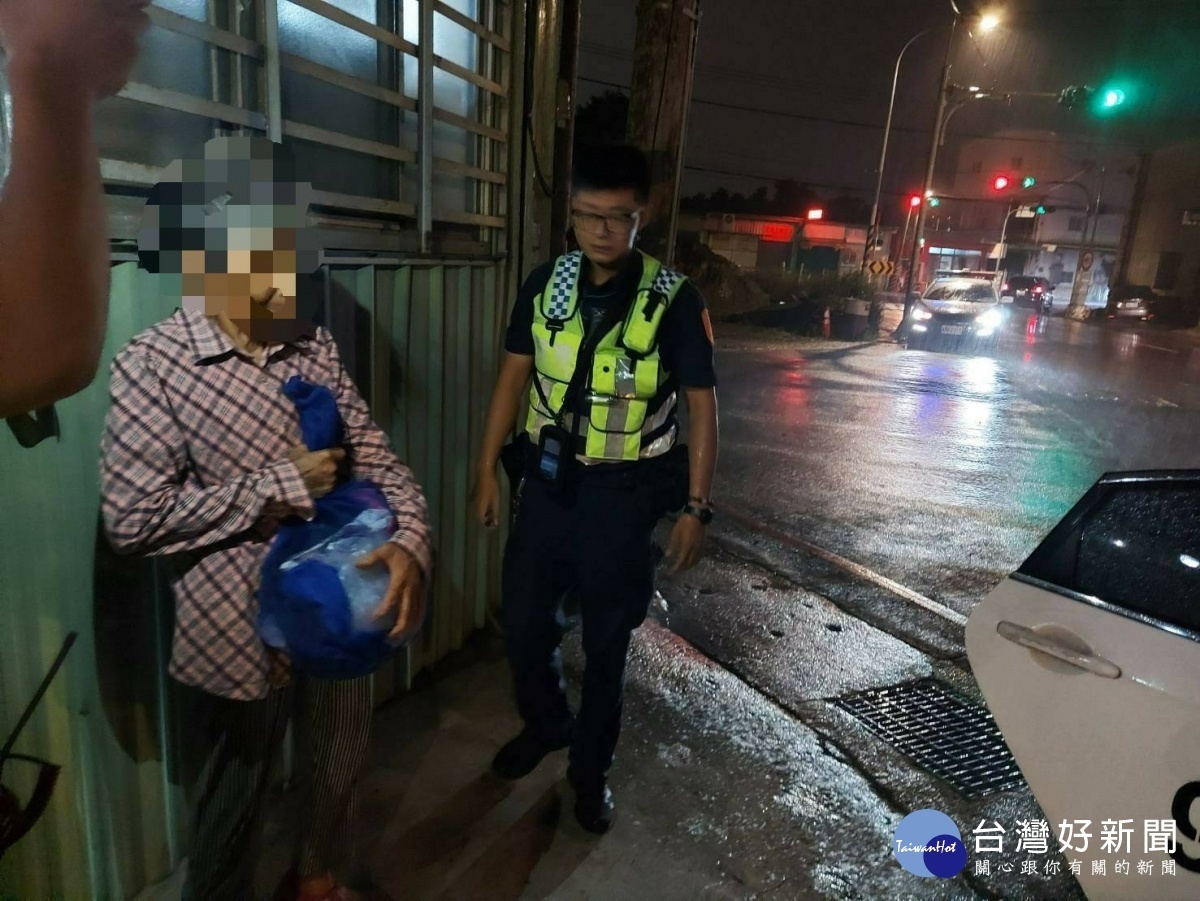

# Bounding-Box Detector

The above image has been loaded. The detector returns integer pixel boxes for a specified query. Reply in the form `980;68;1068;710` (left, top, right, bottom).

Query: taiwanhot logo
893;809;968;879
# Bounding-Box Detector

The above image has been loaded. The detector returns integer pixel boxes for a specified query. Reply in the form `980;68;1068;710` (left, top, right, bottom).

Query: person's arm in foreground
0;0;148;416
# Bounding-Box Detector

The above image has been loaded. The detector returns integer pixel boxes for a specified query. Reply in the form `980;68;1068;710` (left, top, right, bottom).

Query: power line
682;162;895;198
579;40;878;105
578;75;1142;148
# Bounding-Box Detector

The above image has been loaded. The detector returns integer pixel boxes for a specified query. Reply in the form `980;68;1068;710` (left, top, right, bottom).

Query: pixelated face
138;136;320;343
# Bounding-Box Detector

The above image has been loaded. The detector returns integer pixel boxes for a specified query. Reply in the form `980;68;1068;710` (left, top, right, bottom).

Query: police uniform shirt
505;253;718;394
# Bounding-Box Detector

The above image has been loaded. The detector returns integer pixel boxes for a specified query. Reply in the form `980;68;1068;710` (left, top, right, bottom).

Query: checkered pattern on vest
650;264;687;301
546;251;584;320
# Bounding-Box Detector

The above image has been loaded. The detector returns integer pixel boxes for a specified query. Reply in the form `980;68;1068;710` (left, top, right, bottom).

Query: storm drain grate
833;678;1024;800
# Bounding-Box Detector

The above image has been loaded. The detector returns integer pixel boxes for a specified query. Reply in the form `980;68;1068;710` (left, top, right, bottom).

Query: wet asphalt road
709;312;1200;628
637;312;1200;899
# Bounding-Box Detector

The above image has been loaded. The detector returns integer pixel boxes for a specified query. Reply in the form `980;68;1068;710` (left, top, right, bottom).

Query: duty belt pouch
499;436;528;488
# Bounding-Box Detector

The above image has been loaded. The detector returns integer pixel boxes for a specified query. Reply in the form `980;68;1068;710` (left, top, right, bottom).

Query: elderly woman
100;136;430;901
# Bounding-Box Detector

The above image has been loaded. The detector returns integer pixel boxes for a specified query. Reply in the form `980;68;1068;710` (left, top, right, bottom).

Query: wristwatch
682;503;713;526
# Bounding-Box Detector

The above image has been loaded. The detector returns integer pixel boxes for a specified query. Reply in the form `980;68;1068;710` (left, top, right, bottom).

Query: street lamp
864;26;939;269
868;6;1003;275
900;4;1004;324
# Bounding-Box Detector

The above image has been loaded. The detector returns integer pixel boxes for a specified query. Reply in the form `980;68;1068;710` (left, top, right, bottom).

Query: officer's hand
471;470;502;530
289;444;346;500
0;0;150;98
358;543;424;642
666;514;707;574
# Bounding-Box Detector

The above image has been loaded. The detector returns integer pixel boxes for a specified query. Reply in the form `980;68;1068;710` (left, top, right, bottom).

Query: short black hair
571;144;652;203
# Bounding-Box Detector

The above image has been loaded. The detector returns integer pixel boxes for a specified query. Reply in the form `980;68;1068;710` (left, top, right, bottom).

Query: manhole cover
834;678;1024;800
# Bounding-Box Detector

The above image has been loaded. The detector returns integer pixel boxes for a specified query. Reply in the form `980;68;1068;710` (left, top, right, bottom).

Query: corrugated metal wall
0;258;510;898
0;0;561;893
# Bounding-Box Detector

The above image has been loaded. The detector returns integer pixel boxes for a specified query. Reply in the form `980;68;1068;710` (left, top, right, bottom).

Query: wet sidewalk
236;531;1081;901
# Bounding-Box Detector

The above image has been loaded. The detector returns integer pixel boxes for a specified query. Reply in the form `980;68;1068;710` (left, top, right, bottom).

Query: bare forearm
478;383;524;474
477;355;533;475
0;62;109;415
685;388;719;502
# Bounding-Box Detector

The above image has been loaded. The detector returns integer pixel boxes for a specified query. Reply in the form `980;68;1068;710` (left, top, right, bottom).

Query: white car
967;470;1200;900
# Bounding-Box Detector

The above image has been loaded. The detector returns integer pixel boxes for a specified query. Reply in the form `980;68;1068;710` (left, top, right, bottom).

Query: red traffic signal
992;174;1011;192
908;194;923;208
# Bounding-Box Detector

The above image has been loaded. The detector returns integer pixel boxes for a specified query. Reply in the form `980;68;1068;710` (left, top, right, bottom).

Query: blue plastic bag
257;377;422;680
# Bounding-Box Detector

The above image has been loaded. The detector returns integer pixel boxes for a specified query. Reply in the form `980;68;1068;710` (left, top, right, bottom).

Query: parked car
1105;284;1157;321
1002;275;1054;314
1106;286;1200;328
967;470;1200;901
906;274;1008;353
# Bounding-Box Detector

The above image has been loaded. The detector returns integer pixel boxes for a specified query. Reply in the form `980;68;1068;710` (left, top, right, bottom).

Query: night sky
578;0;1200;224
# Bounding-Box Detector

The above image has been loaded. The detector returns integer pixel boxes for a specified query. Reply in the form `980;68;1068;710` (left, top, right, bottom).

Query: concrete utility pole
901;16;958;327
517;0;567;275
550;0;583;257
1066;164;1107;320
628;0;701;265
1114;153;1152;286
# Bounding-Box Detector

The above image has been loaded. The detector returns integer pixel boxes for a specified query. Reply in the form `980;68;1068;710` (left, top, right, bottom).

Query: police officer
471;145;718;834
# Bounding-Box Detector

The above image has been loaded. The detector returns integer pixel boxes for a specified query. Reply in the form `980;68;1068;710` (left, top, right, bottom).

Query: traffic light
908;194;923;209
1060;83;1130;114
1058;85;1093;110
928;196;941;207
992;174;1011;192
1022;176;1037;189
1035;204;1046;215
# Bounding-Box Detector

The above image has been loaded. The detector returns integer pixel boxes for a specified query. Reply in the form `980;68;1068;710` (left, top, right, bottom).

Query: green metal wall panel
1;258;509;898
0;265;187;900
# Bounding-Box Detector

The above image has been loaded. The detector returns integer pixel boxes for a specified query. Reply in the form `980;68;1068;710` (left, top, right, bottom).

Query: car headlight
976;308;1003;329
910;305;934;321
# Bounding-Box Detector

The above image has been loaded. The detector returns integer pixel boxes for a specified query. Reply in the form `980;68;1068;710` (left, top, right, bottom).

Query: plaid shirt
100;308;432;700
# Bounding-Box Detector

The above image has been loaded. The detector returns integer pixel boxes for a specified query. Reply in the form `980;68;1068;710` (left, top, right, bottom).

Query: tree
771;179;818;216
574;91;630;148
825;195;872;224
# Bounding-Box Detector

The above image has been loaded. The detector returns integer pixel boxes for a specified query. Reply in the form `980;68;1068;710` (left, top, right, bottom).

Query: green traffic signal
1103;88;1126;108
928;196;941;207
1035;204;1047;215
1022;176;1037;189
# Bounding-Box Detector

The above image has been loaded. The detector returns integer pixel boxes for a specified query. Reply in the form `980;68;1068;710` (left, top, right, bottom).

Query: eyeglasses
571;209;640;236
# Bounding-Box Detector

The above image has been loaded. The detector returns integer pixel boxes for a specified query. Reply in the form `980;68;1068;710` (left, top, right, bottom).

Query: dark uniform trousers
502;458;673;782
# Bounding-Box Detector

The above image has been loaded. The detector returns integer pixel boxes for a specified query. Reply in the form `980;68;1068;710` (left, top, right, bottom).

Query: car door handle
996;621;1122;679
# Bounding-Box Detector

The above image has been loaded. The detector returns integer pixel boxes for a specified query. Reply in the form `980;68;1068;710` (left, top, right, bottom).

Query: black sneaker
571;777;614;835
491;727;571;780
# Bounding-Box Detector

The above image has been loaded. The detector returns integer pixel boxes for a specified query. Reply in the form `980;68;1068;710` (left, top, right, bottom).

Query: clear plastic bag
278;508;398;635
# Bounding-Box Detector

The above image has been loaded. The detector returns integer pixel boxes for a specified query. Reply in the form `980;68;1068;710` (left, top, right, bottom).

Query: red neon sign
761;222;795;243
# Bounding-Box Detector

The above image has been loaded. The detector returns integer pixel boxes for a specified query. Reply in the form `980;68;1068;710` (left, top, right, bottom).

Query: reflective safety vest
526;250;688;462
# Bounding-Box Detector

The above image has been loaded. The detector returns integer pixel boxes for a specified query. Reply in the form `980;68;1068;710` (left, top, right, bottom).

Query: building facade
1120;139;1200;299
0;1;573;896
